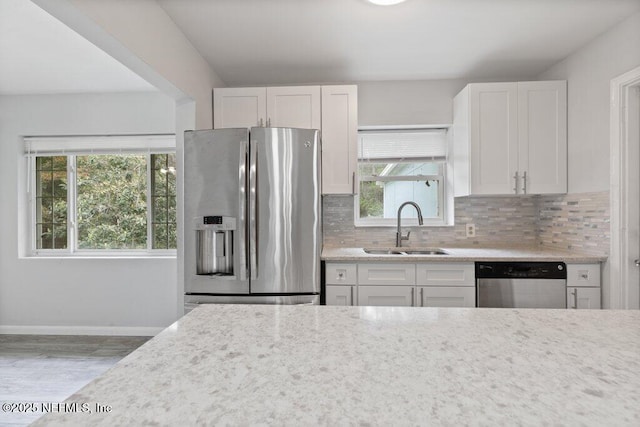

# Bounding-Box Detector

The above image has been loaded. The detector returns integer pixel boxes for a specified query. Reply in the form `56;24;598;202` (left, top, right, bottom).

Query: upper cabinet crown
453;80;567;196
213;85;358;195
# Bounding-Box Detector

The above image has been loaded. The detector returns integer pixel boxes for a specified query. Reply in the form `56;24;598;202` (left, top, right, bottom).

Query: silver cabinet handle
420;287;424;307
411;287;415;307
350;286;354;306
352;172;357;195
513;172;519;194
523;171;527;194
571;288;578;309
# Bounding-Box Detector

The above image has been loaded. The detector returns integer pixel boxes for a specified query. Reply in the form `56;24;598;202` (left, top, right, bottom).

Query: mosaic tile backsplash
537;191;610;255
322;191;610;255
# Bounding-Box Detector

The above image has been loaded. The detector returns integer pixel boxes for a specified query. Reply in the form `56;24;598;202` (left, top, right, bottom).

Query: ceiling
0;0;639;94
158;0;640;86
0;0;154;94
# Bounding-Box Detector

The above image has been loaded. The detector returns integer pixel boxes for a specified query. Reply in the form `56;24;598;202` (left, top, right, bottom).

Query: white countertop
34;305;639;426
322;246;608;263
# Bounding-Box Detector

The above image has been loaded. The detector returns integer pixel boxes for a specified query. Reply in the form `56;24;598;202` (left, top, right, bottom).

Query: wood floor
0;335;150;427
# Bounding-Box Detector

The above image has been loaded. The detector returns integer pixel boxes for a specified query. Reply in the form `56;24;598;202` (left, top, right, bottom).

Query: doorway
610;65;640;309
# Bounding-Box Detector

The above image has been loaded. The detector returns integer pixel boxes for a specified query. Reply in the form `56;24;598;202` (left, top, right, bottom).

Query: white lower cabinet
325;262;475;308
325;285;355;306
418;286;476;308
566;263;602;309
358;286;414;307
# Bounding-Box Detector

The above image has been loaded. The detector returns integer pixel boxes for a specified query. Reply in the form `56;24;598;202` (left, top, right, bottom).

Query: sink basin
363;248;448;255
403;249;448;255
363;249;404;255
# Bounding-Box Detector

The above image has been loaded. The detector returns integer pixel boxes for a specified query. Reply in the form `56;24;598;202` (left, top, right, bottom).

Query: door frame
610;65;640;309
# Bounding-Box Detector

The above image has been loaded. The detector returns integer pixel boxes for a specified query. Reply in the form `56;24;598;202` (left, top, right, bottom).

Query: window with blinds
24;135;177;255
356;128;449;226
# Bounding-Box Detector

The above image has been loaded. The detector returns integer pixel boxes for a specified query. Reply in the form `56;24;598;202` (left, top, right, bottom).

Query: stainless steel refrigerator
183;127;321;307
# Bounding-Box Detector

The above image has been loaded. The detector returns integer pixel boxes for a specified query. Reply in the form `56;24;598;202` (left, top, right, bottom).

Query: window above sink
354;127;454;227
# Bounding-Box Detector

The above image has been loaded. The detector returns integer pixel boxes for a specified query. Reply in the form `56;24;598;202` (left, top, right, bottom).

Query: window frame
354;127;452;228
25;136;176;257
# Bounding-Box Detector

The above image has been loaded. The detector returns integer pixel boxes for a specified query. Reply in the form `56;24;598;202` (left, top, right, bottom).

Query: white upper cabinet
213;86;320;129
213;87;266;128
214;84;358;195
453;80;567;196
517;81;567;194
266;86;321;129
321;85;358;195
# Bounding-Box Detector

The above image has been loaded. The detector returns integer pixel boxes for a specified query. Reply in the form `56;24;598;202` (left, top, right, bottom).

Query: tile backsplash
537;191;610;255
323;191;609;255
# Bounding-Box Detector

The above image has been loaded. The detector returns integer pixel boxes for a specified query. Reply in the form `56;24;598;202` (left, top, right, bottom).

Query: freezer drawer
477;278;566;308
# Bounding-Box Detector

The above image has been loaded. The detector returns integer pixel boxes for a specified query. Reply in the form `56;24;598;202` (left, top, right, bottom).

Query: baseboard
0;325;163;336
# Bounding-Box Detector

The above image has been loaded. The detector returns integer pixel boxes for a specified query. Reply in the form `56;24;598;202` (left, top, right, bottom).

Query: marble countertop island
34;305;639;426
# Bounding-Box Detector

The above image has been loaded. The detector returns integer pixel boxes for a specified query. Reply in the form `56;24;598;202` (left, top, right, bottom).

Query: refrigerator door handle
249;139;258;280
238;139;248;281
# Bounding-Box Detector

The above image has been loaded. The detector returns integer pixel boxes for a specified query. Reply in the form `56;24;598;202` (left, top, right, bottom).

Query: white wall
537;12;640;193
34;0;225;130
358;79;468;126
0;92;177;335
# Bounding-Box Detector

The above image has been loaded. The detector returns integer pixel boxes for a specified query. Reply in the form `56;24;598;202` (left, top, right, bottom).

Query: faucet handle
404;231;411;240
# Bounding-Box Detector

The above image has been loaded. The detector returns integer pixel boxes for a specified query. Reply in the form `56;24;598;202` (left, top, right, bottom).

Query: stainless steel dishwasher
476;262;567;308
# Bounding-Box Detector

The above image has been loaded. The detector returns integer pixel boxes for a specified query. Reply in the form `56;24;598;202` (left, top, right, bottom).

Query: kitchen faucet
396;201;424;247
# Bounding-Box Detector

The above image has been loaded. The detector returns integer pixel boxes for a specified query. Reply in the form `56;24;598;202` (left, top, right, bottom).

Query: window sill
354;219;453;228
23;251;177;260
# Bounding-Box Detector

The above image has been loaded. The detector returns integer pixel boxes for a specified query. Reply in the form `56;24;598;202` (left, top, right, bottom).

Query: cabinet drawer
418;286;476;308
358;286;414;307
325;263;357;285
357;264;416;286
567;264;600;288
416;263;475;287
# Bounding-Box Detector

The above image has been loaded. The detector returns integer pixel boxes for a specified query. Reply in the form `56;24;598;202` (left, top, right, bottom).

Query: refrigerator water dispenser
195;216;236;275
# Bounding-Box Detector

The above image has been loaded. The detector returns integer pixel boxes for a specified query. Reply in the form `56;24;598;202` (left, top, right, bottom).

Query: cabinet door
418;287;476;308
266;86;321;129
213;87;266;128
469;83;519;195
358;286;414;307
321;85;358;194
518;81;567;194
567;287;601;309
325;285;354;306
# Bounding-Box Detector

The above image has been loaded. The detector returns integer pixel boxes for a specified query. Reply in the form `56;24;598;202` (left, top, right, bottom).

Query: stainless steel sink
363;248;448;255
363;249;404;255
402;249;448;255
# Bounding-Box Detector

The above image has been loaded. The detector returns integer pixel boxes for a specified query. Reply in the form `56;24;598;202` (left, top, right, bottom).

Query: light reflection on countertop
32;304;639;426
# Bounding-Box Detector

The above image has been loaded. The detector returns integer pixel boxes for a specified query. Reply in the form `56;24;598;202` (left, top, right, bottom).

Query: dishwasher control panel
476;262;567;279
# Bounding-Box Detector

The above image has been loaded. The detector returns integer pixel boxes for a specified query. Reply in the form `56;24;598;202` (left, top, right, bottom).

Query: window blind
24;134;175;156
358;129;447;162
